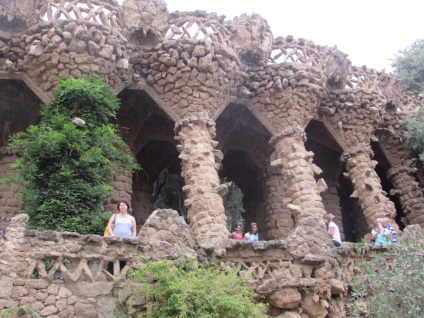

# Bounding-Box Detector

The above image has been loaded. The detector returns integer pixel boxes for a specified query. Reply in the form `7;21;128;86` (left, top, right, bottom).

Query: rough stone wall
1;212;358;318
0;151;21;217
0;0;423;244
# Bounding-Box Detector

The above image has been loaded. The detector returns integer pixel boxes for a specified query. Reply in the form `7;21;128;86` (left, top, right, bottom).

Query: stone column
263;167;295;240
341;144;398;233
387;164;424;226
0;149;22;218
265;125;327;239
175;112;228;246
105;170;133;213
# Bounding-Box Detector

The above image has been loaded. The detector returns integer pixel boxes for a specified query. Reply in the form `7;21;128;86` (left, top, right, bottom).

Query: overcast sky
162;0;424;73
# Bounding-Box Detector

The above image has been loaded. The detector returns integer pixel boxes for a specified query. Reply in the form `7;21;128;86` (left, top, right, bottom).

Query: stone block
268;288;301;309
0;276;13;298
40;305;58;316
301;295;328;318
75;302;97;317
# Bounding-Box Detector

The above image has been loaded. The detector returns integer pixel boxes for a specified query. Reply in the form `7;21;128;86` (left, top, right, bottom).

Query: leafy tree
349;226;424;317
402;106;424;163
114;259;266;318
392;39;424;92
7;76;139;234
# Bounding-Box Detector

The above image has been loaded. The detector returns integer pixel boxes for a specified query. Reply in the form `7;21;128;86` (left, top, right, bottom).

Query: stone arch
0;79;43;218
0;79;43;148
115;89;180;229
305;119;359;241
216;103;272;238
371;141;406;229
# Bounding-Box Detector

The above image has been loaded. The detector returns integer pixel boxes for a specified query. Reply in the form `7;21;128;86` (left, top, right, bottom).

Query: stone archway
115;89;179;229
371;141;406;230
0;79;42;148
0;79;42;218
305;119;356;241
216;103;272;238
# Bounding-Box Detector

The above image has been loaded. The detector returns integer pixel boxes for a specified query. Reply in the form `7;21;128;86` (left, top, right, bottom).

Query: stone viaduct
1;0;424;248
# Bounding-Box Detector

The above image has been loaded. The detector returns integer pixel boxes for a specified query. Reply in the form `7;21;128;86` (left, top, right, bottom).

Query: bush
6;76;140;234
402;106;424;163
0;306;41;317
115;259;267;318
349;226;424;317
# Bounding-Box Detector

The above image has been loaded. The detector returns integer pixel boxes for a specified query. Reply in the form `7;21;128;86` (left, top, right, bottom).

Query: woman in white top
106;200;136;239
322;213;342;247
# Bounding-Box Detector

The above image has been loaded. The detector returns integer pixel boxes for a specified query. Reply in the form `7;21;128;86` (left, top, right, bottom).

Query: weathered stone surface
276;312;302;318
268;288;302;309
0;276;13;298
74;302;97;317
301;295;328;318
1;1;424;318
66;282;112;298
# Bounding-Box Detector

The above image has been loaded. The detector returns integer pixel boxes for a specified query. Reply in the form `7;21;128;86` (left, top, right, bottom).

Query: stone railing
346;66;384;91
166;11;233;47
0;212;358;317
268;36;331;67
37;0;122;28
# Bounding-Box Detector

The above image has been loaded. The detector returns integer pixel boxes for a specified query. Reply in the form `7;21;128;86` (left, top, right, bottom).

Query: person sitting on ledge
372;217;397;245
229;224;243;240
322;213;342;247
244;222;259;242
371;218;388;245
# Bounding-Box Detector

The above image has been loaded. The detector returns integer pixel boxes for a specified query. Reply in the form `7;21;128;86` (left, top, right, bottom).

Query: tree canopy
7;76;139;234
392;39;424;92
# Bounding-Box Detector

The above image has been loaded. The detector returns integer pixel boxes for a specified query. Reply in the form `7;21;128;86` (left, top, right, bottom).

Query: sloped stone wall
1;212;359;318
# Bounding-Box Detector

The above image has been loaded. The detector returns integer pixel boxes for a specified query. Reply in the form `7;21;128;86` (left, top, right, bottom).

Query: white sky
120;0;424;73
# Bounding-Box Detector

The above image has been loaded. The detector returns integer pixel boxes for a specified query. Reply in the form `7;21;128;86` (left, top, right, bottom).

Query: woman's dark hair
117;200;130;211
250;222;258;233
234;224;241;230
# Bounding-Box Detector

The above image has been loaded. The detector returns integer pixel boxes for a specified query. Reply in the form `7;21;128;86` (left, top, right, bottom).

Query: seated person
229;224;243;240
322;213;342;247
371;218;388;245
371;217;397;245
244;223;259;242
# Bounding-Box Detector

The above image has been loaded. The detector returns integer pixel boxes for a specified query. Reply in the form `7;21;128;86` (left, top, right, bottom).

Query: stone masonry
0;0;424;260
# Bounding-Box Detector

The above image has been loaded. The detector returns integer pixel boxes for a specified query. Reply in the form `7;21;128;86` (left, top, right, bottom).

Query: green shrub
7;76;140;234
349;226;424;317
115;259;267;318
402;106;424;163
0;306;41;317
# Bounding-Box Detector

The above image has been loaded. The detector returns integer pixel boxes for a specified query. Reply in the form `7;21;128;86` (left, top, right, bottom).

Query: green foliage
0;306;41;318
402;106;424;163
392;39;424;92
7;76;140;234
116;259;266;318
349;226;424;317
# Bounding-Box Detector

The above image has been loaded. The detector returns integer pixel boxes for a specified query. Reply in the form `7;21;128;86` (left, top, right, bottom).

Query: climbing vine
6;76;140;234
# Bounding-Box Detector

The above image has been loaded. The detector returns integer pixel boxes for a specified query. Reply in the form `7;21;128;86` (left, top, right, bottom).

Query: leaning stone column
105;170;133;213
175;112;228;246
265;125;327;239
263;167;294;240
387;163;424;226
341;144;398;232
